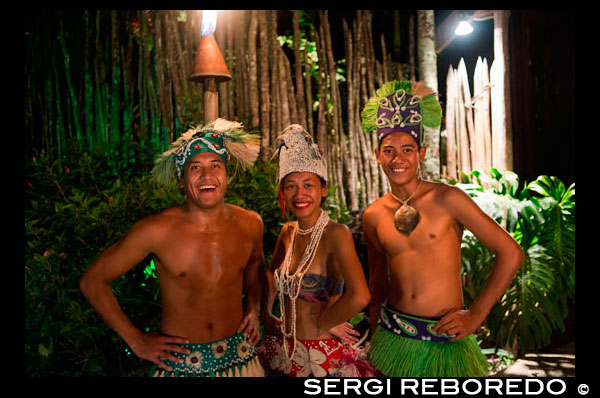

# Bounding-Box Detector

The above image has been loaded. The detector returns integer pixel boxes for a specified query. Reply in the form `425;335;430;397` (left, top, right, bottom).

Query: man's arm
80;217;189;370
433;186;524;341
237;212;265;345
362;209;390;335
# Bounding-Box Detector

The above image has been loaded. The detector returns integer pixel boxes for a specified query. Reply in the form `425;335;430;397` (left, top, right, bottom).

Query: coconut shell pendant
394;204;420;235
390;179;423;236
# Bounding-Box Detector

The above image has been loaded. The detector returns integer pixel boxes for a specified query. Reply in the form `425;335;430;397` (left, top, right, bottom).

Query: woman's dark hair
318;176;328;208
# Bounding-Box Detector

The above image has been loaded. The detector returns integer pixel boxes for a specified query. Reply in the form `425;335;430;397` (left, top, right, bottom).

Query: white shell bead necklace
274;209;330;359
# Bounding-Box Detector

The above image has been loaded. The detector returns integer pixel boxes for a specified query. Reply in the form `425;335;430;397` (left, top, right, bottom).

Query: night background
25;10;576;378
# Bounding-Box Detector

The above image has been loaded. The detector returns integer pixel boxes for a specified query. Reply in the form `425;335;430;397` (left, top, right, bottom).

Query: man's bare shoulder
363;195;390;227
139;206;185;227
118;206;184;248
225;204;264;232
428;181;471;205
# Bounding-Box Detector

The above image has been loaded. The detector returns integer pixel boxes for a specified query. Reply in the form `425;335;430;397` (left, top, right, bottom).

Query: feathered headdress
152;118;260;186
361;80;442;148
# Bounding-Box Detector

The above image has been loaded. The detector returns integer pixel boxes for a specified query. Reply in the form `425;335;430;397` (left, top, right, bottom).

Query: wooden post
482;58;492;170
247;10;259;128
257;10;270;161
473;56;486;172
204;77;218;123
292;10;308;130
457;58;474;175
456;61;471;176
492;10;513;172
445;65;457;180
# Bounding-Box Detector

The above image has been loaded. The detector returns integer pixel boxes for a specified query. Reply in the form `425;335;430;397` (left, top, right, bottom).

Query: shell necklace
390;178;423;235
273;209;330;359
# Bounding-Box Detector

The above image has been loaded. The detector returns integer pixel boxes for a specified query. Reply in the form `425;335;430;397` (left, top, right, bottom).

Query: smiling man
80;119;265;377
360;81;524;377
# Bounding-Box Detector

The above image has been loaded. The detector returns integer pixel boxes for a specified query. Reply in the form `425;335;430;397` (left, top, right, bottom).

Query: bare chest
155;225;253;283
377;200;461;257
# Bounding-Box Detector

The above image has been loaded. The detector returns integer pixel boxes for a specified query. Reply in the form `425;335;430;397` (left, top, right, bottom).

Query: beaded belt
157;332;258;377
378;301;456;342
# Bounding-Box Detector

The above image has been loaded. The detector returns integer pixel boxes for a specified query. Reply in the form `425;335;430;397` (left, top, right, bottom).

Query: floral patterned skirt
259;334;377;377
152;332;265;377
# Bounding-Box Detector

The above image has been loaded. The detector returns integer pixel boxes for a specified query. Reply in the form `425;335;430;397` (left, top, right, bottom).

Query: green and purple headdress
152;118;260;186
361;80;442;148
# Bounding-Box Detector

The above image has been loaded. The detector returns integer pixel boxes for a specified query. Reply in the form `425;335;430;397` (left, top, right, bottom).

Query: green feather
361;80;411;134
421;95;443;129
151;152;178;187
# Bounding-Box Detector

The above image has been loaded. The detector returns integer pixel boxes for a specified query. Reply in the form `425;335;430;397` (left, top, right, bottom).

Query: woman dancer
260;125;375;377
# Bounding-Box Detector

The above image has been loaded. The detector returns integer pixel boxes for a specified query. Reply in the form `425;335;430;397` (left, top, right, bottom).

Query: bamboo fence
26;10;417;212
444;56;507;181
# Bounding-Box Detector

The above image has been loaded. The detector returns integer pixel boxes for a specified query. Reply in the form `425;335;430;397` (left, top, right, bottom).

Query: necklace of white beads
273;209;330;360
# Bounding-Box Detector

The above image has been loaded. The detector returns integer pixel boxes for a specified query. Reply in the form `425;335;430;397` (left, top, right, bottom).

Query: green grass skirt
368;326;489;377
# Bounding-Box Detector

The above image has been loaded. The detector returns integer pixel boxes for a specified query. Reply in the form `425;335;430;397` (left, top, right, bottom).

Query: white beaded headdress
276;124;327;184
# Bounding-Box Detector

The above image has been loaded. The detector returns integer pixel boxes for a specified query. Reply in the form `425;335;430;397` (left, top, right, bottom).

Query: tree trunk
492;10;513;172
417;9;439;180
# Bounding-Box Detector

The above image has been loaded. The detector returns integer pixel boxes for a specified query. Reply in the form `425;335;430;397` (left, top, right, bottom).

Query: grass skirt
369;325;489;377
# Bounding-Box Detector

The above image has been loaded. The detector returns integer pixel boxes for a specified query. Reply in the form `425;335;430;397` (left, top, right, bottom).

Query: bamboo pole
457;58;474;175
247;11;260;128
292;11;308;130
322;10;349;209
473;56;486;172
269;10;281;143
344;18;359;210
278;46;293;127
490;59;504;172
482;58;492;170
257;10;270;160
445;65;458;180
226;13;235;120
83;10;93;152
408;14;416;81
303;40;314;137
164;11;183;130
380;33;389;83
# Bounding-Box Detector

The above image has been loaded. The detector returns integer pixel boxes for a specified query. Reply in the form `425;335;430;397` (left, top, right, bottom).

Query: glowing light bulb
455;20;473;36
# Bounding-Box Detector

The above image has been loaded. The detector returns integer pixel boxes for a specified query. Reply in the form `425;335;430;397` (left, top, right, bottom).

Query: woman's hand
328;322;361;344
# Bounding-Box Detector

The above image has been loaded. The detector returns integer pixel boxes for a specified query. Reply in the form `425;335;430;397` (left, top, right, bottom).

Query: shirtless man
361;81;524;377
80;119;265;377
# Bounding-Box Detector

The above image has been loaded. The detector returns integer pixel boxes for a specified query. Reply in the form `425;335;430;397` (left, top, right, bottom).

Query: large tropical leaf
456;170;574;356
526;176;575;299
487;244;566;354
